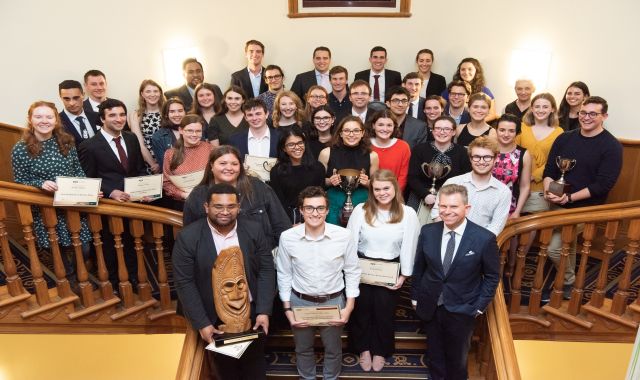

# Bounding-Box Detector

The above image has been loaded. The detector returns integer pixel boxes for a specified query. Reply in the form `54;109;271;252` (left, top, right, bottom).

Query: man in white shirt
83;69;108;113
354;46;402;102
431;136;511;235
229;98;279;159
402;72;426;121
291;46;332;102
349;80;373;123
58;79;100;147
230;39;268;99
277;186;361;380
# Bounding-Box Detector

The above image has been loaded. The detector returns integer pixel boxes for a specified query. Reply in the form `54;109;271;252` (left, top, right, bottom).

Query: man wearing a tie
411;184;500;380
58;80;100;147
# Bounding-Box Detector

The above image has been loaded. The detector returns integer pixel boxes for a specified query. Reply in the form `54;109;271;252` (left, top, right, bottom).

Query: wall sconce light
509;48;552;91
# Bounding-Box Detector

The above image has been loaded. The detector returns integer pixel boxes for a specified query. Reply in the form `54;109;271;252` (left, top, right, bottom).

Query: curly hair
452;57;486;94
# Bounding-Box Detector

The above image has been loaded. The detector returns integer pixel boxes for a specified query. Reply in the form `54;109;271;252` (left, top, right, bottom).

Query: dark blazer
172;217;275;330
165;84;223;111
414;97;427;121
231;67;268;99
83;98;97;114
60;111;100;148
354;69;402;98
228;127;280;159
401;115;429;150
290;70;318;102
78;130;147;197
424;72;447;97
411;220;500;321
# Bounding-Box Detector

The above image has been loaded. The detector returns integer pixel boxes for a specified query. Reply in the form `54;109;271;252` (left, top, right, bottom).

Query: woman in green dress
11;101;93;279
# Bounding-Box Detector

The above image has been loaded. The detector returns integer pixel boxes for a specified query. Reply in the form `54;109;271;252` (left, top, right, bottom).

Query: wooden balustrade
0;181;184;333
499;200;640;342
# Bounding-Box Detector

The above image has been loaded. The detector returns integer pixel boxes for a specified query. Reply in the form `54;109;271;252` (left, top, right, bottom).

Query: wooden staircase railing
0;180;185;333
498;200;640;342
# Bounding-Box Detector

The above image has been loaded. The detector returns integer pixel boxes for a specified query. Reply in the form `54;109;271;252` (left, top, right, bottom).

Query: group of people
9;39;624;380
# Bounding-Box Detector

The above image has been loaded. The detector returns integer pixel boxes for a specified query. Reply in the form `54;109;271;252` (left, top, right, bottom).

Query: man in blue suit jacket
228;98;279;160
290;46;332;103
411;184;500;380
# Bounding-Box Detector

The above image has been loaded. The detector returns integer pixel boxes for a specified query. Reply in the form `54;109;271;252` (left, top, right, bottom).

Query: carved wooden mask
212;246;251;333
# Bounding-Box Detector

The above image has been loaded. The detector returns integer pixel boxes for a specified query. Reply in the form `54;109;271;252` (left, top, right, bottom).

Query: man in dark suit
230;39;268;99
83;69;108;114
172;183;275;379
385;86;428;149
78;98;149;287
354;46;402;102
290;46;332;103
348;80;376;125
229;98;279;159
165;57;222;110
58;80;100;147
403;72;426;121
411;184;500;380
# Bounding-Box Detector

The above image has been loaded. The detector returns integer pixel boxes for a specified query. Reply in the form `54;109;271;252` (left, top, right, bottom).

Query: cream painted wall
0;0;638;138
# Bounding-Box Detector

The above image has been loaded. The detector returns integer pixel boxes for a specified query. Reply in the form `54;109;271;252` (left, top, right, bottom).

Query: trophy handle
441;165;452;179
555;156;561;167
420;162;431;177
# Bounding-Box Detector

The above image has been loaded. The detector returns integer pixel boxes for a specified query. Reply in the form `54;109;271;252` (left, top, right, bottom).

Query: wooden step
267;329;427;351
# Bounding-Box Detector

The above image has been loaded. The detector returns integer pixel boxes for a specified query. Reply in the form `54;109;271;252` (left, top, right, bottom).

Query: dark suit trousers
423;305;476;380
350;283;397;357
208;334;266;380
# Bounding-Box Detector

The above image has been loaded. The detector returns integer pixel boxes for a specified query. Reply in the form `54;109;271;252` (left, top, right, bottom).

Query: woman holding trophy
347;169;419;372
318;116;379;225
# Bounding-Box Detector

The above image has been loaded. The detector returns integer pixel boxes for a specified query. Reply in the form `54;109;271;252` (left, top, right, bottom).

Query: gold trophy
548;156;576;196
421;161;452;195
338;168;361;226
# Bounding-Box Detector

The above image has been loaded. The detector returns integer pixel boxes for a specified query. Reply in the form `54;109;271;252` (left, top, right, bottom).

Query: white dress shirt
276;223;361;302
346;204;420;276
100;128;127;161
64;109;95;138
369;69;386;101
352;108;368;123
315;70;332;93
207;219;239;252
441;218;467;263
247;127;271;157
430;172;511;236
87;98;101;113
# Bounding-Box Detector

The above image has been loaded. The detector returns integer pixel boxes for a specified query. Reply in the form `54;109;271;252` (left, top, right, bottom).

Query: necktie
76;116;89;139
113;136;129;172
442;231;456;275
408;102;414;117
373;74;381;101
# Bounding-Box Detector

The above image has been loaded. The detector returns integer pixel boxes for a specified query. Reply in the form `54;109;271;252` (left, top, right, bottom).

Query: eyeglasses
309;94;326;100
182;129;202;135
471;155;495;163
389;99;409;105
265;74;282;81
302;205;328;214
449;92;467;98
433;127;454;133
209;204;239;212
313;116;333;122
578;111;603;119
341;129;363;135
285;141;305;149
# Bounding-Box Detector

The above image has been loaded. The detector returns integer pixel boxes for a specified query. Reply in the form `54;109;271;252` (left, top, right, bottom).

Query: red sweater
162;142;213;199
371;139;411;191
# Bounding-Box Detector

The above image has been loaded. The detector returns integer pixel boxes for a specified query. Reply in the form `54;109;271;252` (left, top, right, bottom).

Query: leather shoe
359;351;372;372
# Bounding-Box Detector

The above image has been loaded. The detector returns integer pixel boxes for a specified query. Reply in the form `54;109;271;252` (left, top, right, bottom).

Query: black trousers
423;305;476;380
208;334;266;380
350;283;398;357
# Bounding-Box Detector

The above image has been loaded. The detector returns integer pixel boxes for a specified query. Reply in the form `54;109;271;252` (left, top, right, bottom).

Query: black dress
456;124;492;148
269;161;325;223
325;145;371;225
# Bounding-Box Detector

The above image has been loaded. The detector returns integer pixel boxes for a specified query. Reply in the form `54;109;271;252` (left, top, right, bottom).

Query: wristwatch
567;193;573;203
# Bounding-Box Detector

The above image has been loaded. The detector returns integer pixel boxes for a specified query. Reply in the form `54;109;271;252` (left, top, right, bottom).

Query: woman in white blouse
346;169;420;372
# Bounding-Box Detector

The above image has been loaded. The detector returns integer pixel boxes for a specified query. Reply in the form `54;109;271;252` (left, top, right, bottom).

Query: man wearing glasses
256;64;285;117
173;183;275;379
443;80;471;125
431;136;511;236
385;86;429;149
276;186;361;380
349;80;374;123
542;96;622;299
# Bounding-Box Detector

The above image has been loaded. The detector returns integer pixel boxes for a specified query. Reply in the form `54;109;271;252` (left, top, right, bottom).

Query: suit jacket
411;220;500;321
423;72;447;97
290;70;318;102
165;84;223;111
172;217;275;330
401;115;428;150
60;111;100;148
78;130;147;197
228;127;280;159
414;97;427;121
230;67;268;99
354;69;402;99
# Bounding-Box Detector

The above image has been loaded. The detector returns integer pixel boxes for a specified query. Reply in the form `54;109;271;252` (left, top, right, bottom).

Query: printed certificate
169;170;204;193
124;174;163;201
53;176;101;207
292;305;341;326
244;155;277;182
359;258;400;287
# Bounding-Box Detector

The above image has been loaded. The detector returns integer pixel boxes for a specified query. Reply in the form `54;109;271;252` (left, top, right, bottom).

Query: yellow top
515;124;564;191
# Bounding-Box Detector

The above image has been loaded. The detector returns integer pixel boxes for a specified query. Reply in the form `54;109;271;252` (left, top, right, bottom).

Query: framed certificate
292;305;341;326
169;170;204;193
124;174;163;201
54;177;102;207
359;258;400;287
244;155;277;182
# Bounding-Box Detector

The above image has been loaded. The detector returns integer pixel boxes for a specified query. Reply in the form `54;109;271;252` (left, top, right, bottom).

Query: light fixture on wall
509;48;552;91
162;46;202;88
